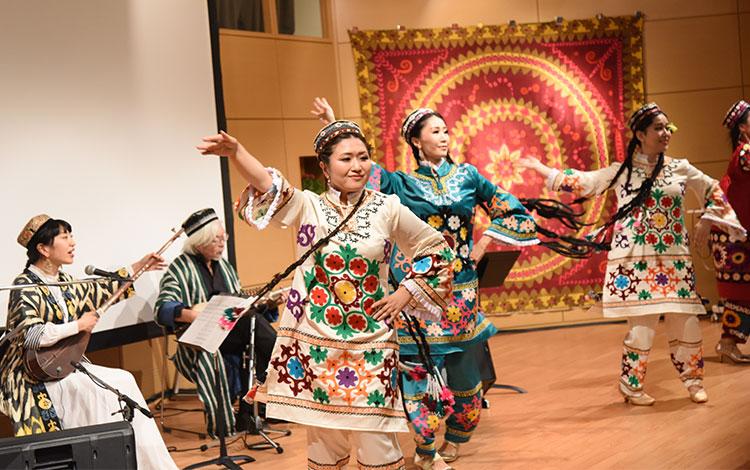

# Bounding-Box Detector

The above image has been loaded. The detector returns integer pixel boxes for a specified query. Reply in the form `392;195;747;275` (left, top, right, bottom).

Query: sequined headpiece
17;214;52;248
723;100;750;129
313;120;364;156
401;108;436;140
627;103;665;131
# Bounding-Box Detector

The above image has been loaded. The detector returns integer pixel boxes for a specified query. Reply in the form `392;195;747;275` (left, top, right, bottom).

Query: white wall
0;0;224;333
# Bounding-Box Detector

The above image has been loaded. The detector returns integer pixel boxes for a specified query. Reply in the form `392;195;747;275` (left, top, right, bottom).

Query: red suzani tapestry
350;16;645;313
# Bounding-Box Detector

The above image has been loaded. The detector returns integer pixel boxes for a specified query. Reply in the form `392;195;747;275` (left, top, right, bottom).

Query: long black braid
477;111;666;258
592;147;665;244
404;108;666;258
533;111;667;257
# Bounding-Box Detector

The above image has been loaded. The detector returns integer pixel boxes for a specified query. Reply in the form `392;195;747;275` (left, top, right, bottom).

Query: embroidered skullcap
313;120;364;156
18;214;52;248
627;103;665;131
401;108;436;140
723;100;750;129
182;208;219;237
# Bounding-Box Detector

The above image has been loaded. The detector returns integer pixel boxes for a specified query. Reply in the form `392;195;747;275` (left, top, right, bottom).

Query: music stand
476;250;520;289
476;250;527;394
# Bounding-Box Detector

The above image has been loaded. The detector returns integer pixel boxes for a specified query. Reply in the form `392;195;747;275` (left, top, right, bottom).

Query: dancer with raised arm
519;103;747;405
198;123;454;470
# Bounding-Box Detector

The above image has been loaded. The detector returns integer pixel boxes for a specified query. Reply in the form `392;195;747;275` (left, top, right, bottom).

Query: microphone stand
184;353;255;470
72;362;152;422
242;308;289;454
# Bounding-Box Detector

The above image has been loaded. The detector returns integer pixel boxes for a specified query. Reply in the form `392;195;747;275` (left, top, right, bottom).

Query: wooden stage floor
161;319;750;469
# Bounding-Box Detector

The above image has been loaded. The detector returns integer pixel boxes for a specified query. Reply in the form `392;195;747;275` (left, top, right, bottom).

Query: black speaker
0;421;136;469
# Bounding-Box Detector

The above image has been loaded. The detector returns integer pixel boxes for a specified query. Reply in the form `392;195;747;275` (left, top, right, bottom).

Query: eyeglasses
211;234;230;244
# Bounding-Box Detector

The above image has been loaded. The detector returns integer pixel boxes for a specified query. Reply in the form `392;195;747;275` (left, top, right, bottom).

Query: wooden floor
161;319;750;469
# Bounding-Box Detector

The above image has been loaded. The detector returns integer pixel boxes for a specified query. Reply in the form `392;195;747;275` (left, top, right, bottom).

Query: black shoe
235;412;252;432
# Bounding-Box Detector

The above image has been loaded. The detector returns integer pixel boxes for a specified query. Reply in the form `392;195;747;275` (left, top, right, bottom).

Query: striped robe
0;268;133;436
155;253;240;438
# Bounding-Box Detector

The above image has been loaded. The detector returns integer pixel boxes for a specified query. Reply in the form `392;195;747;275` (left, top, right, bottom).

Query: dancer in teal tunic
312;99;540;469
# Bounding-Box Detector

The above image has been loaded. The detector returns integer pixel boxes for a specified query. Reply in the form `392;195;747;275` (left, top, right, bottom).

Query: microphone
85;265;131;281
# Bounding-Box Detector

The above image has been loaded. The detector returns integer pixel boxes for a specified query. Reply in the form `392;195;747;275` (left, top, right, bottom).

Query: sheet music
178;294;255;354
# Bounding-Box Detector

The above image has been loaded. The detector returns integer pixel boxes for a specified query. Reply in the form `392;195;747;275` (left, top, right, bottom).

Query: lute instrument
24;228;184;382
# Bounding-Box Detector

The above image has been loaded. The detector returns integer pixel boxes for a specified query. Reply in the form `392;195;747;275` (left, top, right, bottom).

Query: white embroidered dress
238;168;453;432
549;154;746;318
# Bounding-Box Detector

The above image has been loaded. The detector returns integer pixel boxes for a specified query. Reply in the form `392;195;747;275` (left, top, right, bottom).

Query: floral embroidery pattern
711;231;750;284
486;192;537;242
450;394;482;431
605;264;640;301
739;143;750;172
304;244;384;339
382;239;392;264
219;307;242;330
621;346;648;390
285;288;306;321
410;164;469;205
705;183;736;221
669;342;704;381
559;168;584;193
296;223;316;247
312;350;397;408
393;288;477;338
630;188;685;254
270;339;316;396
643;263;680;298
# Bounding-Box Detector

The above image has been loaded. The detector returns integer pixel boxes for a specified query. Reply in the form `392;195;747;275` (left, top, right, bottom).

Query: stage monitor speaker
0;421;136;469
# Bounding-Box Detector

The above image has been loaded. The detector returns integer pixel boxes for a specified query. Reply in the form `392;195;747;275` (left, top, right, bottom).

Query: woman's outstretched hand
517;156;554;179
517;156;544;173
197;130;240;158
693;218;711;249
132;252;167;273
310;97;336;125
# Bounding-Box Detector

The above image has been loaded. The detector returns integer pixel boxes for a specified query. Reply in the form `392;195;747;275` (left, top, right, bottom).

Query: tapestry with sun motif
350;16;645;313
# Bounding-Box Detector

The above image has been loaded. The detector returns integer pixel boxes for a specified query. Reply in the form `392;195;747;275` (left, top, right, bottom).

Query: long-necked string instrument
0;278;131;291
23;228;185;382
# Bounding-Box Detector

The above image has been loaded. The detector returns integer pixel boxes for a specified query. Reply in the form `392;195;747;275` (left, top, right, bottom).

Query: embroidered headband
313;120;364;156
182;208;219;237
723;100;750;129
17;214;52;248
401;108;436;140
627;102;665;131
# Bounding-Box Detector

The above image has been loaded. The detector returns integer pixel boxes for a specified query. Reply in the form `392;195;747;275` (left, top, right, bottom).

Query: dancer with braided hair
519;103;747;405
712;100;750;363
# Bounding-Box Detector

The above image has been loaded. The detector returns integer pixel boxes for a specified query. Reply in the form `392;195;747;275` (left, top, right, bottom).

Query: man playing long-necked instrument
0;214;177;469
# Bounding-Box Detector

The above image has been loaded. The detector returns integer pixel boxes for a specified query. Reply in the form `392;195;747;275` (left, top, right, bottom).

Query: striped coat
155;253;241;438
0;268;132;436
